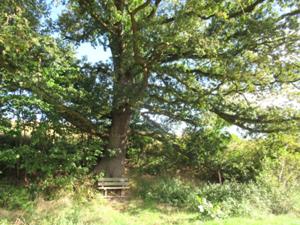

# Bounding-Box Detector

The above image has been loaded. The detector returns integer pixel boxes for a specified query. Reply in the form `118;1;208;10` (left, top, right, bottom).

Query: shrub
0;184;33;210
197;182;271;218
196;196;224;219
134;177;197;208
256;149;300;214
134;177;265;217
135;176;299;219
0;135;103;181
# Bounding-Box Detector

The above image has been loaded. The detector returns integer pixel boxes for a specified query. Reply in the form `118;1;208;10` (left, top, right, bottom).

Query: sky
76;43;111;63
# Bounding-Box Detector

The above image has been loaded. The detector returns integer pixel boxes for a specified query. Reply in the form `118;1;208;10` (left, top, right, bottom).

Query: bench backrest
98;178;129;187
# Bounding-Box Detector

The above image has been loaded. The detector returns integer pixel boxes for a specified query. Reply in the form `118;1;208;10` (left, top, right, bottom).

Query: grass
0;193;299;225
202;216;300;225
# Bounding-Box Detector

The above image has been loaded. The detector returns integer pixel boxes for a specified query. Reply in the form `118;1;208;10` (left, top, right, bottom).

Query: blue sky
76;43;111;63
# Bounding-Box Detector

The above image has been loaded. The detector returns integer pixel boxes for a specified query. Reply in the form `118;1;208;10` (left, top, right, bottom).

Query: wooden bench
97;177;129;197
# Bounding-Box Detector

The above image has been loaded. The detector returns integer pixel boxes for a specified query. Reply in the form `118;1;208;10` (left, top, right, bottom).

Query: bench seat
97;177;129;197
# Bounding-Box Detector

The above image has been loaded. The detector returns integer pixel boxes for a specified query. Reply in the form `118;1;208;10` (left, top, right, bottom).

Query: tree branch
131;0;151;15
77;0;113;33
279;8;300;19
161;0;266;24
211;107;300;133
228;0;265;18
147;0;162;19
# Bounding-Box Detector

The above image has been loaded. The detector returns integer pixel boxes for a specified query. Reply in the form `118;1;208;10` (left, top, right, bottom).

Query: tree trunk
94;105;131;177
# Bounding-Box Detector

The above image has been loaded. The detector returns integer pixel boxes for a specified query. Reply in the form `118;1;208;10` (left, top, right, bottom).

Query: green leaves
0;0;299;179
56;0;300;135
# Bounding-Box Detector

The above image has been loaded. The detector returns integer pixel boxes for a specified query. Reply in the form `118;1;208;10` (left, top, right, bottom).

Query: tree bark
94;105;131;177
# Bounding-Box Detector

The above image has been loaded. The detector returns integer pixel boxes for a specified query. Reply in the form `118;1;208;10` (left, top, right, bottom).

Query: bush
134;177;197;208
134;177;264;217
256;149;300;214
135;175;299;219
0;133;103;181
0;184;33;210
218;138;266;182
219;132;300;183
197;182;271;218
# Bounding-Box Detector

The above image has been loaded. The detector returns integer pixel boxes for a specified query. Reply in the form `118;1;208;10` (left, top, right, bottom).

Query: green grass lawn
0;193;299;225
202;216;300;225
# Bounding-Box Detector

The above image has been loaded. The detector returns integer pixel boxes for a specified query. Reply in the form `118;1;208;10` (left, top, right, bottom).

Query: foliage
0;121;104;181
0;174;299;224
1;0;300;178
215;137;267;182
128;134;178;175
179;119;231;180
134;177;197;208
57;0;300;131
128;117;232;179
196;196;224;220
0;3;299;224
0;104;104;193
256;149;300;214
134;175;300;219
218;132;300;182
129;128;300;187
197;182;269;218
0;184;33;211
